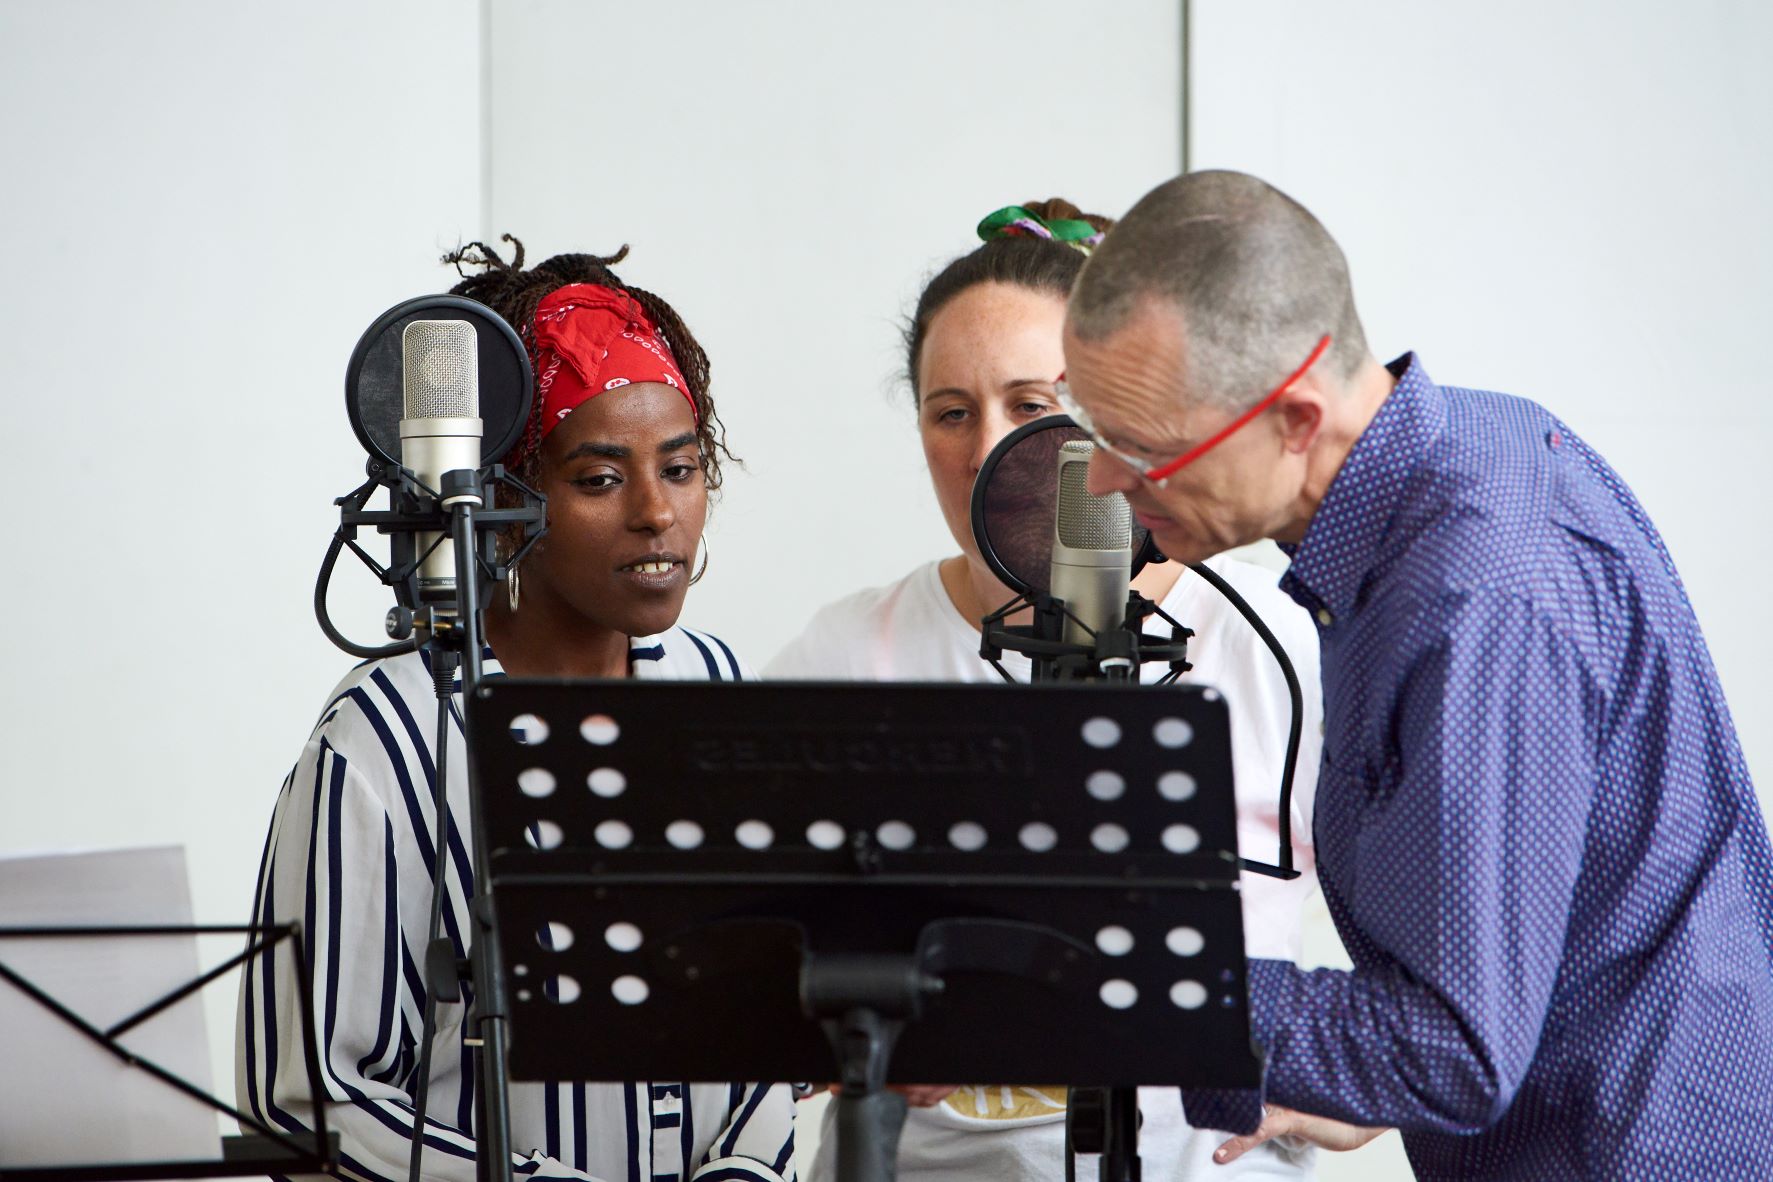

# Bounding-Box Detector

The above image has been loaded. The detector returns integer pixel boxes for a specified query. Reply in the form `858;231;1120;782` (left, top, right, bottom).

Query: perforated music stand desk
470;681;1263;1170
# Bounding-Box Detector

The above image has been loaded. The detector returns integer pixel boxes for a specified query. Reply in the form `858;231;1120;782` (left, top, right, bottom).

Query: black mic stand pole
442;472;515;1182
396;470;518;1182
318;452;544;1182
990;592;1179;1182
1052;609;1138;1182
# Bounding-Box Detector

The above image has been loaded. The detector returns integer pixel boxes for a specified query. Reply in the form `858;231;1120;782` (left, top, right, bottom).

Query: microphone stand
979;590;1172;1182
313;457;544;1182
978;588;1192;686
979;573;1306;1182
447;487;516;1182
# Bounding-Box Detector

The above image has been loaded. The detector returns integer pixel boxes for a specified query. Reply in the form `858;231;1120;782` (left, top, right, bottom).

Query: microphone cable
1184;561;1304;881
313;527;421;661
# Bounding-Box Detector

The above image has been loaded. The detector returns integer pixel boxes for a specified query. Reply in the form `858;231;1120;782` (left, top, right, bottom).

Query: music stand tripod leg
1068;1086;1142;1182
825;1008;908;1182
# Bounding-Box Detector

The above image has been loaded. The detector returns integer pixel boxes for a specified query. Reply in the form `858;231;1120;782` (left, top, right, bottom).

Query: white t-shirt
768;558;1324;1182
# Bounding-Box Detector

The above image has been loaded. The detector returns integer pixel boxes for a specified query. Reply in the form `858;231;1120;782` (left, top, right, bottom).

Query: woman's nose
629;478;677;533
971;413;1012;474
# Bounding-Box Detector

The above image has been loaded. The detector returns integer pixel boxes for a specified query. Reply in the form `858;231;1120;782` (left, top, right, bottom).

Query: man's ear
1275;386;1326;455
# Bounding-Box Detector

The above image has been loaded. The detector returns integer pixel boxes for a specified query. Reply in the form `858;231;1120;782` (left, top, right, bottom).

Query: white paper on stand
0;845;219;1168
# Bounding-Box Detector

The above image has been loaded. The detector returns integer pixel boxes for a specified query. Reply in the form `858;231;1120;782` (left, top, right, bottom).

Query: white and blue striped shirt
237;627;792;1182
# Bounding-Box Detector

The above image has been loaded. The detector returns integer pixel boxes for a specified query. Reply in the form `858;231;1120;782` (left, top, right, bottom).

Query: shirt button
1316;608;1334;626
1547;430;1562;449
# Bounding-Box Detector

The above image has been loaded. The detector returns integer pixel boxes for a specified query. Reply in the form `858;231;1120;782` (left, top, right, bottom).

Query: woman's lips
1132;510;1174;531
616;557;686;591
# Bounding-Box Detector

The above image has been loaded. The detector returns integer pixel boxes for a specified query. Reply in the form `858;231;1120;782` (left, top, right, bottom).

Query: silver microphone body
1051;441;1133;647
399;320;482;602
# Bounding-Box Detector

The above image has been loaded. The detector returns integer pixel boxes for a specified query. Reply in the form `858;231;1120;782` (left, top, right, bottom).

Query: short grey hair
1069;170;1369;410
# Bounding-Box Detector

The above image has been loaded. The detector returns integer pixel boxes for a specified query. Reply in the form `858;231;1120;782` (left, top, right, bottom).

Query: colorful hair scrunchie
530;283;698;443
976;205;1105;253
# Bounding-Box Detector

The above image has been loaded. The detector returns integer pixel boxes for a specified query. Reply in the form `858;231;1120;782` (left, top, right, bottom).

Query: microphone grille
1057;441;1131;549
402;319;479;419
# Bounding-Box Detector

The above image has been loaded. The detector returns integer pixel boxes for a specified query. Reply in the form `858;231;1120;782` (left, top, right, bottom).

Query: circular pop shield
345;294;533;467
969;415;1162;598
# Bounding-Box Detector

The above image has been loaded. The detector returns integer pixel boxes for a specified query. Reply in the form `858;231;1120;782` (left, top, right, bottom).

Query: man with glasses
1059;170;1773;1180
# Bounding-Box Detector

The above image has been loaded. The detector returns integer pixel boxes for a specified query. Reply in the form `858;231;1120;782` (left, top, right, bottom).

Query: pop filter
969;415;1162;598
345;294;532;467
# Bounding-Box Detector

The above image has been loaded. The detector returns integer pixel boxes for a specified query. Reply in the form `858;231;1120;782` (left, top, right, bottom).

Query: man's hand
1214;1104;1388;1164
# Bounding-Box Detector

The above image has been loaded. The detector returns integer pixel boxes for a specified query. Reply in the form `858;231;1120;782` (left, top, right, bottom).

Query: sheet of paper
0;845;220;1168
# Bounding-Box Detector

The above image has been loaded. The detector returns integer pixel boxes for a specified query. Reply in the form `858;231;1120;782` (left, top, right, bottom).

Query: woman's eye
572;472;620;490
1018;400;1055;417
936;407;968;424
663;461;700;481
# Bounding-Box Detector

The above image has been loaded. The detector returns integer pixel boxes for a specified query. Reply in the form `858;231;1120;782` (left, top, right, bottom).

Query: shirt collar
1280;353;1447;619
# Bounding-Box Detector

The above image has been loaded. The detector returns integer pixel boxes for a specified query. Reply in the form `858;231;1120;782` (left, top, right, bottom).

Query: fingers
1214;1106;1289;1164
1212;1128;1268;1164
1215;1105;1392;1161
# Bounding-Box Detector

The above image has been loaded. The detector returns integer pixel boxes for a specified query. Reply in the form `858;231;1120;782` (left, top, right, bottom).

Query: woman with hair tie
238;238;792;1182
768;201;1326;1179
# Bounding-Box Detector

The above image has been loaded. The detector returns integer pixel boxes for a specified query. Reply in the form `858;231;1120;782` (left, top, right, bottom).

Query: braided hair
443;234;734;491
905;198;1115;403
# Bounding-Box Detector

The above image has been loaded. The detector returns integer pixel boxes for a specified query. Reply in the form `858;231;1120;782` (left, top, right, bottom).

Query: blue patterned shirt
1248;355;1773;1179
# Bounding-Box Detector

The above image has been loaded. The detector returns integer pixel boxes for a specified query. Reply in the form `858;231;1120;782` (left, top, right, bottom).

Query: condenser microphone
1050;441;1133;647
399;320;483;602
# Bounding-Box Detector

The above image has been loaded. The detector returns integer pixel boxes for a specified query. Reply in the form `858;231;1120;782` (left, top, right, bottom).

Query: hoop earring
507;563;521;611
688;535;709;586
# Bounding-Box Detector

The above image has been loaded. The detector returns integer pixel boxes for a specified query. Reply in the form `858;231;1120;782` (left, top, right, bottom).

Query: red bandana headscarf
530;283;697;442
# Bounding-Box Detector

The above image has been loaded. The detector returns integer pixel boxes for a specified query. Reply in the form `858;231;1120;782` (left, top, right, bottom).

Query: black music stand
0;922;334;1182
469;680;1264;1182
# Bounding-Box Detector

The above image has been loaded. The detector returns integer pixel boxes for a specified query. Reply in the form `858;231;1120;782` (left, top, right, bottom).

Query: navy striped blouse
236;628;794;1182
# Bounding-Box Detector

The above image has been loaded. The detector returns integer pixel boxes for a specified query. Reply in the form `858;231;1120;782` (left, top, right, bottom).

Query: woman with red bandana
238;239;791;1182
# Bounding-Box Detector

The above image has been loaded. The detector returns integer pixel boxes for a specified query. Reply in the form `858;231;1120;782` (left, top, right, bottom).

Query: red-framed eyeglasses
1056;334;1333;487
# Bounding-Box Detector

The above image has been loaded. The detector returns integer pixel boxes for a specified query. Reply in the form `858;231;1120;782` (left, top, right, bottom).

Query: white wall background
484;1;1184;661
0;0;486;1141
3;3;1769;1180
